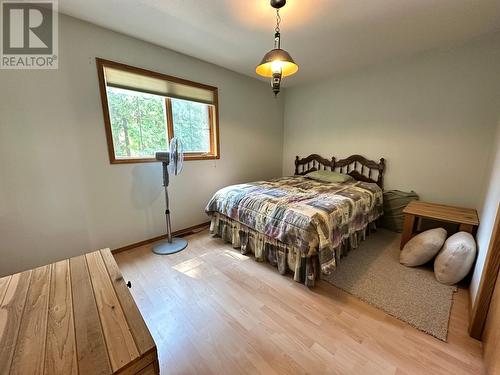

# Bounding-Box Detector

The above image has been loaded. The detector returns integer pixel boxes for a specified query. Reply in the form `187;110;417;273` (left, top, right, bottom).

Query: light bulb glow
271;60;283;74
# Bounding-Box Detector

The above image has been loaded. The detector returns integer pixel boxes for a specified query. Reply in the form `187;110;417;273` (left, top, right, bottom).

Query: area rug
322;229;456;341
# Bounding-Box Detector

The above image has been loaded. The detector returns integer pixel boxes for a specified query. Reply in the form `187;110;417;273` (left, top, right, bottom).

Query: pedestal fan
152;137;188;255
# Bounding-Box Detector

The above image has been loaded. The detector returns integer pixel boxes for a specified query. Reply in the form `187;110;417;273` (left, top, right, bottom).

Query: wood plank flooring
114;230;484;375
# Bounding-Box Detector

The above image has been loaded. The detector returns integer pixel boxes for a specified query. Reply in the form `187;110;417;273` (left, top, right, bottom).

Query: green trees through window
107;87;213;159
171;98;210;153
107;87;167;158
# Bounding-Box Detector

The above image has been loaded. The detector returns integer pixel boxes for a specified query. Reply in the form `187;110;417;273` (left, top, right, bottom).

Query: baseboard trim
111;221;210;255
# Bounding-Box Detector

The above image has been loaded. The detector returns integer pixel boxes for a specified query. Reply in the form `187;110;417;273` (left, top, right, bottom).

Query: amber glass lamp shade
255;48;298;78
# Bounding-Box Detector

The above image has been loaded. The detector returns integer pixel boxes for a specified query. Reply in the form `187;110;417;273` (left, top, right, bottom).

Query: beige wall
470;120;500;304
282;33;500;209
0;15;284;276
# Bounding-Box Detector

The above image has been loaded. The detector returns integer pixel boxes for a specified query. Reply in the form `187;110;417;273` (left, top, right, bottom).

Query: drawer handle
126;281;132;288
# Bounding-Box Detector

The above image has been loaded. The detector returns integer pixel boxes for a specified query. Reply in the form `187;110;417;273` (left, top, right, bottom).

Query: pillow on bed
305;170;353;183
400;228;447;266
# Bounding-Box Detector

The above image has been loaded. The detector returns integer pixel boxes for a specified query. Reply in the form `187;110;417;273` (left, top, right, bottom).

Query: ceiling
59;0;500;86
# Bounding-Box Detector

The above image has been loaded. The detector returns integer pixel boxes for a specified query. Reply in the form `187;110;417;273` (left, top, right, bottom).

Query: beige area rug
322;229;456;341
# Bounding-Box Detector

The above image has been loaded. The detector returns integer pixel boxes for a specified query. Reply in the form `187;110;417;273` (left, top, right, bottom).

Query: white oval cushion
434;232;476;285
400;228;447;267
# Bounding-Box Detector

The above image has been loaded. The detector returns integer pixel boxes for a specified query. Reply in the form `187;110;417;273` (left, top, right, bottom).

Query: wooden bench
0;249;158;374
400;201;479;250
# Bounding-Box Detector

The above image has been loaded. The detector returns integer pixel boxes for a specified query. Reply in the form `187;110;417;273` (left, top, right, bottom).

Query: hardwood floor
114;230;484;375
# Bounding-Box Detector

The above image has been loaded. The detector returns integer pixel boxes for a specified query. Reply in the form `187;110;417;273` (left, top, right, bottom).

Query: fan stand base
152;238;188;255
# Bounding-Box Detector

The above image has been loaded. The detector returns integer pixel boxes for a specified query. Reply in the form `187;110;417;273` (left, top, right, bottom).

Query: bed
205;154;386;287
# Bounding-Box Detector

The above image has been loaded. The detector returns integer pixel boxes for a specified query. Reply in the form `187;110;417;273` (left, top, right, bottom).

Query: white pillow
400;228;447;267
434;232;476;285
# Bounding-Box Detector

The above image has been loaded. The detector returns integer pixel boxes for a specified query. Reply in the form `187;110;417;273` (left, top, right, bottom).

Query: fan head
167;137;184;175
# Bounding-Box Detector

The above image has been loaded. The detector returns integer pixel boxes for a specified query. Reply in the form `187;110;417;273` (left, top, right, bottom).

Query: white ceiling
59;0;500;86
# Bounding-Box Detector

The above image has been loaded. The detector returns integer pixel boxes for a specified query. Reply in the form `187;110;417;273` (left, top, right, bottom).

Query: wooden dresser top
0;249;157;375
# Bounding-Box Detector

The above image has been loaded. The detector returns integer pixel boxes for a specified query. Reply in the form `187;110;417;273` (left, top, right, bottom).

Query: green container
380;190;419;233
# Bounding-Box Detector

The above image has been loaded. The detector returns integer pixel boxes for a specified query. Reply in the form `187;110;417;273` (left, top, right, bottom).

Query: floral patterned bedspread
205;176;383;272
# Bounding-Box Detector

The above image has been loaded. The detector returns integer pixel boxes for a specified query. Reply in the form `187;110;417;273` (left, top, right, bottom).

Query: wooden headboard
295;154;386;188
294;154;335;175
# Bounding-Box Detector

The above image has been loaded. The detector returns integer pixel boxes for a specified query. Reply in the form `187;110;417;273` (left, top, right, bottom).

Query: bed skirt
209;213;377;287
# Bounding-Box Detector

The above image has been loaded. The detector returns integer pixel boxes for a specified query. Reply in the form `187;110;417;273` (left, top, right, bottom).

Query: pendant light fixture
256;0;298;96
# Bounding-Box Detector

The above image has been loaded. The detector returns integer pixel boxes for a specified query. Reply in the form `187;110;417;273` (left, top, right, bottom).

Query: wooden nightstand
400;201;479;250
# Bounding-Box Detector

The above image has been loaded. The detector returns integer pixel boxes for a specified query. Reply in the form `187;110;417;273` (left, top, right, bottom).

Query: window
96;58;219;163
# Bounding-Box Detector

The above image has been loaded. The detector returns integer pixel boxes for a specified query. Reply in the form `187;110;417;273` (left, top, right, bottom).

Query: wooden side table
400;201;479;250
